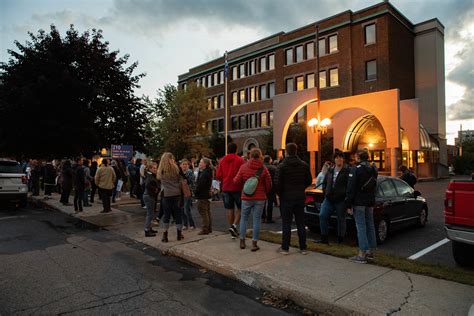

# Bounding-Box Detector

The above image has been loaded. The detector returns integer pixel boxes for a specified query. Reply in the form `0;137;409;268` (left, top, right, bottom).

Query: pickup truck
444;180;474;267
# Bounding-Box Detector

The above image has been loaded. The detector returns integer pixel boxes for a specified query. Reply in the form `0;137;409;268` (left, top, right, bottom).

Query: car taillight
444;183;454;216
305;195;315;205
21;175;27;184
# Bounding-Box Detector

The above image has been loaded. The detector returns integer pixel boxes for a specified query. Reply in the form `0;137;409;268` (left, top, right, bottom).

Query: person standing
43;160;56;198
180;159;196;230
317;150;350;244
127;158;137;198
143;162;159;237
139;159;148;208
345;150;378;264
60;160;73;205
262;155;277;223
94;159;116;213
82;159;92;207
400;165;416;189
157;153;183;243
73;158;85;213
275;143;312;255
216;143;245;239
89;161;98;203
30;160;41;196
233;148;271;252
195;158;213;235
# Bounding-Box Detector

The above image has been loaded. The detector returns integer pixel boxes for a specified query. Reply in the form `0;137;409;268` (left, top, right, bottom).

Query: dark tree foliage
0;25;147;158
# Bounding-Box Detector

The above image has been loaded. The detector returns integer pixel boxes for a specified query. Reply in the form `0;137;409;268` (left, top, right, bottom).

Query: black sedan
304;176;428;244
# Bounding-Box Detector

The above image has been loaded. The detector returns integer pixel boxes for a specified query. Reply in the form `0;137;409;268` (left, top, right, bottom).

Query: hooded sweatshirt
216;153;245;192
233;158;271;201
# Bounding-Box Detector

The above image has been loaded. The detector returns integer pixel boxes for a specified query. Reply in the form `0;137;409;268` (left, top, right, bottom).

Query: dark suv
304;176;428;244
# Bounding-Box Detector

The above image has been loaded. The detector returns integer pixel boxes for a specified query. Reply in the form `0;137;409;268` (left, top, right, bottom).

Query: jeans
162;196;182;231
353;206;377;253
262;193;276;221
182;197;195;227
281;198;307;251
99;188;112;212
319;199;347;237
74;188;84;212
239;200;265;241
143;194;156;231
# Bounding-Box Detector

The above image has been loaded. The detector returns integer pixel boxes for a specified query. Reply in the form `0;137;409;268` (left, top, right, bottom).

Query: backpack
360;165;377;193
243;167;264;197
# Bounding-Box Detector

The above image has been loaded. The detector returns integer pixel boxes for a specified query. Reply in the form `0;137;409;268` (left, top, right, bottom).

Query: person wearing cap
316;150;350;244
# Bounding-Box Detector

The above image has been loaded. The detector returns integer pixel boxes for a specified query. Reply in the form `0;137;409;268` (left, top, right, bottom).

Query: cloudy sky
1;0;473;144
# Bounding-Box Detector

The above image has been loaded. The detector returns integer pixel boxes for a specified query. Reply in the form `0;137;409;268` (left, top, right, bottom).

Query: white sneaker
142;206;147;209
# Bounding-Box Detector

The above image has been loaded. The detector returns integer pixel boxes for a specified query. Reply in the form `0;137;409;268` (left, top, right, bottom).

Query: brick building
178;1;447;178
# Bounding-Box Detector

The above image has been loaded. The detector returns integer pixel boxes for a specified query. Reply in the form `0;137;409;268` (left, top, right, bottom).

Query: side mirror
414;190;421;198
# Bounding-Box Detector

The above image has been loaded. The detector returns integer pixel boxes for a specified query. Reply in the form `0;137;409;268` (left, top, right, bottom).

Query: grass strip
256;230;474;287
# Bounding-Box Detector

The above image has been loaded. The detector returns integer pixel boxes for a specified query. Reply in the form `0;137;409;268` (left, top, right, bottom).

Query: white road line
275;228;298;234
408;238;450;260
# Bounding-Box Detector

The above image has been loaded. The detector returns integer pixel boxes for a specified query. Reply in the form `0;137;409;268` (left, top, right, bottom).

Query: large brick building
178;1;447;178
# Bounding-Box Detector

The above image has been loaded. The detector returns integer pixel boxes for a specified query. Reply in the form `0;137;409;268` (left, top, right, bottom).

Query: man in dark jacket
400;165;416;188
43;161;57;198
317;150;350;244
262;155;277;223
73;158;85;213
195;158;213;235
60;160;73;205
275;143;313;254
345;150;378;264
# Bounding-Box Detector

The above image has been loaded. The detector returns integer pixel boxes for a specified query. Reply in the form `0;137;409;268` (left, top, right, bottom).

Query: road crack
386;272;414;315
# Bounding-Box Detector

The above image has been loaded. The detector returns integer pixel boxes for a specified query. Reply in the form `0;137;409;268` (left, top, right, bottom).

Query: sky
1;0;473;145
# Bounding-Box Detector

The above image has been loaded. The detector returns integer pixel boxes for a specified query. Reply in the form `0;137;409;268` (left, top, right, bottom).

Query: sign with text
111;145;133;160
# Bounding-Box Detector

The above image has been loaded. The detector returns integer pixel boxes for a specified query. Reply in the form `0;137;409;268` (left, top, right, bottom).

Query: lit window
366;60;377;80
269;111;273;126
260;112;267;127
286;78;294;93
250;87;255;102
232;67;237;80
329;35;338;53
259;85;266;100
196;79;200;87
232;92;238;106
249;60;255;75
206;121;212;132
219;94;224;108
306;73;315;89
239;115;246;129
296;45;303;63
214;72;218;85
285;49;293;65
268;82;275;98
329;68;339;86
239;89;246;104
306;42;314;59
268;54;275;70
365;24;376;45
319;70;327;88
260;57;266;72
296;76;304;91
239;64;246;78
318;38;326;56
213;96;218;110
207;98;212;110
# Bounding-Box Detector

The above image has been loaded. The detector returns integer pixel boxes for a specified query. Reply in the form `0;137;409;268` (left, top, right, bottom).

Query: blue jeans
319;199;346;237
239;200;265;241
143;194;156;231
353;206;377;252
181;197;195;227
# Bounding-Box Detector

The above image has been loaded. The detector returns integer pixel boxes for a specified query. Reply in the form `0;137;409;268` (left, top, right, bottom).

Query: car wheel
452;241;474;267
417;207;428;227
376;218;389;244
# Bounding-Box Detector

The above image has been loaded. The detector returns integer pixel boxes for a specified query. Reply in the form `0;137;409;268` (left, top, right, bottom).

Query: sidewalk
31;194;474;315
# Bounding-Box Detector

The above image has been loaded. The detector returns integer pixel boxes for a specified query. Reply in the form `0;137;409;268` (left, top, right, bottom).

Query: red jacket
233;159;271;201
216;153;245;192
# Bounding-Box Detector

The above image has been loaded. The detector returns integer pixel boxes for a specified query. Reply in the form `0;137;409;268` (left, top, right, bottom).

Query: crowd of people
21;143;416;264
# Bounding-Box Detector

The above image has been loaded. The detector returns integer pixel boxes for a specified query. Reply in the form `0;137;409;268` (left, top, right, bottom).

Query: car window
0;161;22;173
379;179;397;197
392;179;414;197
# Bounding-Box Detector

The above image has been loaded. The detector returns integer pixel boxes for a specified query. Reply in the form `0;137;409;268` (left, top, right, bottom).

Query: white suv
0;159;28;207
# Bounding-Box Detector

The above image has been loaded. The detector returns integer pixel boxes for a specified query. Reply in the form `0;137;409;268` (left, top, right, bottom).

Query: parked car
304;176;428;244
0;159;28;207
444;180;474;267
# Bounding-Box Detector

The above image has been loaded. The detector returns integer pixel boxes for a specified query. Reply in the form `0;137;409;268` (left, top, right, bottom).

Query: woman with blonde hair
157;152;184;242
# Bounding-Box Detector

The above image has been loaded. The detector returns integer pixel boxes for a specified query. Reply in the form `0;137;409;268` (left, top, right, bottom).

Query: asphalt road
0;205;301;315
119;176;472;271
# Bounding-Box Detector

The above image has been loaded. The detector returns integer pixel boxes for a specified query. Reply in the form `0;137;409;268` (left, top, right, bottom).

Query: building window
268;82;275;98
366;60;377;80
250;87;255;102
329;68;339;86
214;73;218;85
239;64;246;78
318;38;326;56
207;98;212;110
232;91;238;106
208;74;213;87
296;76;304;91
202;77;207;88
239;89;246;104
319;70;327;88
296;45;303;63
259;85;267;100
239;115;246;129
365;23;376;45
249;114;256;129
329;35;338;53
268;54;275;70
306;42;314;59
285;49;293;65
306;73;315;89
286;78;294;93
260;57;266;72
218;119;224;132
212;120;218;133
260;112;267;127
213;96;218;110
232;67;238;80
196;79;200;87
231;117;238;130
249;60;255;75
219;71;224;83
219;94;224;108
269;111;273;126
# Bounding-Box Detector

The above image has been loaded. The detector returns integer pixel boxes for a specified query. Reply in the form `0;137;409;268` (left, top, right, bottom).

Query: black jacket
61;165;74;190
400;171;416;188
264;163;277;195
144;172;160;199
322;165;350;202
345;161;378;208
275;155;312;201
43;163;56;185
194;167;212;200
73;165;85;191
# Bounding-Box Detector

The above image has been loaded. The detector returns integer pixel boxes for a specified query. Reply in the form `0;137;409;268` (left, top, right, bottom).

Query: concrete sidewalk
31;194;474;315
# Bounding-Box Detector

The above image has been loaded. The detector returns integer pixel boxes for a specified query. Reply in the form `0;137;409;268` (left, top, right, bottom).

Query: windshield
0;161;23;174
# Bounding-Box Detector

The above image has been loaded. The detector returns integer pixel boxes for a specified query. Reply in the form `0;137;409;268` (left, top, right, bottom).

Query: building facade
178;1;447;178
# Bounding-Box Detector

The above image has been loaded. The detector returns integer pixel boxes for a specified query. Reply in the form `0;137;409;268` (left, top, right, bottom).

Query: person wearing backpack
233;148;271;251
345;150;378;264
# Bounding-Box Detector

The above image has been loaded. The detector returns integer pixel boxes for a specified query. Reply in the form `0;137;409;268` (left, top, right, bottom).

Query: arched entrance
243;138;259;154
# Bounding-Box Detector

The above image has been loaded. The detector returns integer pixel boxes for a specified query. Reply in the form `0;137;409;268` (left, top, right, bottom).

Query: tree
0;25;147;158
454;140;474;174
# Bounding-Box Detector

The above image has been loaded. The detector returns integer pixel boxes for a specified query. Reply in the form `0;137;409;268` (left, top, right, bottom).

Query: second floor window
285;49;293;65
306;73;315;89
239;90;246;104
249;87;255;102
329;68;339;87
259;85;267;100
296;76;304;91
366;60;377;80
286;78;294;93
232;92;238;106
219;94;224;108
260;112;267;127
319;70;327;88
